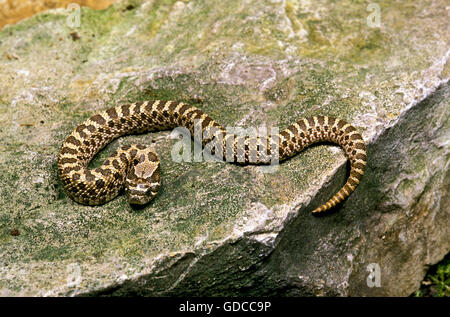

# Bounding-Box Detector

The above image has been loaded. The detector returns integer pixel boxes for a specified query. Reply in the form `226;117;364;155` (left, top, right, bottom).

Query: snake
58;100;367;213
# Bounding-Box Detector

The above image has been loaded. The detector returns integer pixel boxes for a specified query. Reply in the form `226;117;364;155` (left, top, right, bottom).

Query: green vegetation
413;253;449;297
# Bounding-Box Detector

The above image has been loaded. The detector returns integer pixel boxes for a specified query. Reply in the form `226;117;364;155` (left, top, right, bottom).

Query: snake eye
137;184;148;191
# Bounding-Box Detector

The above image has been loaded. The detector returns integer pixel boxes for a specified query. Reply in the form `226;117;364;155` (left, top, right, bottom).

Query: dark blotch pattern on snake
58;100;367;213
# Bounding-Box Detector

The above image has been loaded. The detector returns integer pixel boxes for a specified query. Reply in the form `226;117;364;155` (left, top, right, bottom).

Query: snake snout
126;178;159;205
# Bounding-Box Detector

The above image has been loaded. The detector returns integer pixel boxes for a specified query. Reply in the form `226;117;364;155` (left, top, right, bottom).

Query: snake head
126;179;160;205
125;154;160;205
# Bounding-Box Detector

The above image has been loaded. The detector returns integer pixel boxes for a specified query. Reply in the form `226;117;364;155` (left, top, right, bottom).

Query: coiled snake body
58;100;366;213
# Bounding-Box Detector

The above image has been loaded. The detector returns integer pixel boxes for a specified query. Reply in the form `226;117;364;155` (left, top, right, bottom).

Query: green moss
77;5;119;38
413;253;450;297
32;245;72;262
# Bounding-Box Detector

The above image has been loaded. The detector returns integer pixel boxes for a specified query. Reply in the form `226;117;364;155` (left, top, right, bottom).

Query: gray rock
0;0;448;296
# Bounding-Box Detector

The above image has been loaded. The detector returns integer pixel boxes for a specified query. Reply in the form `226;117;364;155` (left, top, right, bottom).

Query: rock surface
0;0;448;296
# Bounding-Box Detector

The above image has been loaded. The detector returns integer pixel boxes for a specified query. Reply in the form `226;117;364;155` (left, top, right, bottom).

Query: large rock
0;0;448;296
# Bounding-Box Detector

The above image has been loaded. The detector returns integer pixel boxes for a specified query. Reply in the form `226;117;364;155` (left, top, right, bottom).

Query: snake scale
58;100;367;213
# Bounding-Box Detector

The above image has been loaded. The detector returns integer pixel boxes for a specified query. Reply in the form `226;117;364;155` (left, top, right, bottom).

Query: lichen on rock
0;0;448;296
